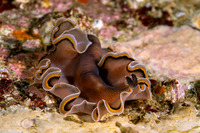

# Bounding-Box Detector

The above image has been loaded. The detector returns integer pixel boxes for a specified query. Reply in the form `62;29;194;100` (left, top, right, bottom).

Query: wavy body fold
33;17;152;121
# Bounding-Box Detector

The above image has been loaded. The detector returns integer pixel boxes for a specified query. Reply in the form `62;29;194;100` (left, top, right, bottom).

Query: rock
92;19;104;30
112;25;200;83
22;39;41;52
188;10;200;30
116;121;139;133
21;118;36;129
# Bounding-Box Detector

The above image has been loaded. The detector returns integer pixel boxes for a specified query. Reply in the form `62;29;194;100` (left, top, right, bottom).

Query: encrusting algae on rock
32;17;152;121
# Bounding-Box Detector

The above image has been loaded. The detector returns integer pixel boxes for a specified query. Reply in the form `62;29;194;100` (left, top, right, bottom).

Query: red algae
29;95;46;109
117;1;173;28
133;6;173;28
0;78;13;96
0;0;17;13
0;76;13;109
12;30;36;41
154;86;166;95
145;105;158;113
78;0;88;4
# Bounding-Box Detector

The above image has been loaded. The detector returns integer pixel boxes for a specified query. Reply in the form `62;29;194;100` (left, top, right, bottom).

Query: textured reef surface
1;0;200;132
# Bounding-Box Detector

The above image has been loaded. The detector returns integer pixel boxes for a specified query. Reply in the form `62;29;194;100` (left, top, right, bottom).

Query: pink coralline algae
173;80;186;103
151;79;186;103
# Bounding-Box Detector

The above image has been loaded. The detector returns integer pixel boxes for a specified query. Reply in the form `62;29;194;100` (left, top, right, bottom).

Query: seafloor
1;0;200;133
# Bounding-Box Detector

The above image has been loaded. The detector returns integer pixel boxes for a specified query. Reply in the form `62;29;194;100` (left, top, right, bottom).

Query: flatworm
33;17;152;121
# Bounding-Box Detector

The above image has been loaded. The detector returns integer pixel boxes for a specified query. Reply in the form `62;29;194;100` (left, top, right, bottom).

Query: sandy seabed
0;103;200;133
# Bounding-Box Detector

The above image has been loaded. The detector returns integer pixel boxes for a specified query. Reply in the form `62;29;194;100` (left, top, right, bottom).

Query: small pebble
21;118;36;129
